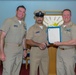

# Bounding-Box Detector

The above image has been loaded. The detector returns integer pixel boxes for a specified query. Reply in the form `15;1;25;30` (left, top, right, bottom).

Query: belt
59;48;65;50
5;42;21;47
59;47;74;50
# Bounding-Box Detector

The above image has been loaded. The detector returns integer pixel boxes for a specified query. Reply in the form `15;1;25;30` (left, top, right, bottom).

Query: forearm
0;39;4;52
62;39;76;46
22;38;26;49
26;39;40;47
0;31;6;52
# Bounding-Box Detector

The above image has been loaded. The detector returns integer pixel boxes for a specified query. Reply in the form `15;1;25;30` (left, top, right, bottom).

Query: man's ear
34;16;36;19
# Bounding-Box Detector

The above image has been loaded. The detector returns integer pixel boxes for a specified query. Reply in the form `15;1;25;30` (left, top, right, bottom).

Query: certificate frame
47;26;61;44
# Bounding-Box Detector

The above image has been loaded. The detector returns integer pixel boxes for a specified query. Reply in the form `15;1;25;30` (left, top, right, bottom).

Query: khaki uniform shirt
1;16;26;45
26;23;48;51
59;21;76;49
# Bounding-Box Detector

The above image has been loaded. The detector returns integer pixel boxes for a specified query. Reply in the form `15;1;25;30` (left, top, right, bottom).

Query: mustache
38;20;42;21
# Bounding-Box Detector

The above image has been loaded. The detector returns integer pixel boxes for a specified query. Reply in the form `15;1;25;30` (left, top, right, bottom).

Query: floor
0;63;30;75
0;62;76;75
0;62;39;75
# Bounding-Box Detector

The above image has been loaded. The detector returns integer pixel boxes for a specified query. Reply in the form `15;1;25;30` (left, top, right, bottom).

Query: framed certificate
47;26;61;44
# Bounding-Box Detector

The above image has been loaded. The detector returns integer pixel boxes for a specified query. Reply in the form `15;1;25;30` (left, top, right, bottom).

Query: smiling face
62;10;71;24
16;7;26;20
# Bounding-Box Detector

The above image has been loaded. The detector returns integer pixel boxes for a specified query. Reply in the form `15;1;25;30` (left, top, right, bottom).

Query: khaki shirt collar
13;16;25;25
61;21;73;28
35;23;46;29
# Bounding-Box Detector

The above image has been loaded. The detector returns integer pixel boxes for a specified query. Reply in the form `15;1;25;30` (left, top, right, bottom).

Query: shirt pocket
10;24;20;35
34;31;41;37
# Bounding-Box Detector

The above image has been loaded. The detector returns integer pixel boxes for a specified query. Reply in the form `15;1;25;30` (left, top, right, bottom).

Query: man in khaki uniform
54;9;76;75
26;10;49;75
0;5;27;75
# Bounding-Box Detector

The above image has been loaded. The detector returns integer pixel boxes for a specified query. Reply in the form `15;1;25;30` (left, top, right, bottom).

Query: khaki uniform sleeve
1;19;11;34
26;27;34;40
71;25;76;39
23;25;27;38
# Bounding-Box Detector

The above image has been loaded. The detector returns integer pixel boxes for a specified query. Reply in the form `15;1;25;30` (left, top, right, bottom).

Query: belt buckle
61;48;64;50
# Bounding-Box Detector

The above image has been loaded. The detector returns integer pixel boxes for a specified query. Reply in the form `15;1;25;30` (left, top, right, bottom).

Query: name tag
36;31;40;33
14;25;18;27
66;28;71;32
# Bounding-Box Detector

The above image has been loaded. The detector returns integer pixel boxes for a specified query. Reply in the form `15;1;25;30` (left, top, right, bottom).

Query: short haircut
16;5;26;11
62;9;71;15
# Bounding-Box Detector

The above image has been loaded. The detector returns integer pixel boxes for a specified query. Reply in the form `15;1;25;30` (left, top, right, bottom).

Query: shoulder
3;18;13;23
2;17;13;27
71;22;76;28
28;25;35;32
28;24;36;30
70;22;76;32
72;23;76;26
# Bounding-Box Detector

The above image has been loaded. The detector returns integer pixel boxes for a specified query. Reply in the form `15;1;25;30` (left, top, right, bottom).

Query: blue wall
0;1;76;29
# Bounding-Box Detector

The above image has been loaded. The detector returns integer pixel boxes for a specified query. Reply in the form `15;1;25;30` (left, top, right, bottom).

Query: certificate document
47;26;61;44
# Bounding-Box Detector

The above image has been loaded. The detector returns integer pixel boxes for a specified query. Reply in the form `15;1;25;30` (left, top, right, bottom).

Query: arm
26;39;46;50
22;38;27;57
54;39;76;46
0;31;6;61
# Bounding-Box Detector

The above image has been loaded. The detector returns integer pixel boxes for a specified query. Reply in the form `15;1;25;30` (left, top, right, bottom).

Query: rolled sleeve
71;25;76;39
1;19;11;34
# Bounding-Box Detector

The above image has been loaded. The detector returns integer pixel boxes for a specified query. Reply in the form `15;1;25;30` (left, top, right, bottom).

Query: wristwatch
23;48;27;51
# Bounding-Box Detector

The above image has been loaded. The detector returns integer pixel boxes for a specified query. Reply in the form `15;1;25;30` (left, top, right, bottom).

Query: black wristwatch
23;48;27;51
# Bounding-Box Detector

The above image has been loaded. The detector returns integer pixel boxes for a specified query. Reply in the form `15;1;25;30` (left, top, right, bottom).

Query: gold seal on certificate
47;26;61;44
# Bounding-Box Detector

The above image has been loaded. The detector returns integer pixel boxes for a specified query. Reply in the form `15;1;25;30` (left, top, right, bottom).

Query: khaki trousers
30;48;49;75
57;48;75;75
2;43;23;75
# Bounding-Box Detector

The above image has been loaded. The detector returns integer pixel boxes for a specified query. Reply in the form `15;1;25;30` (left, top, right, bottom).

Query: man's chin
37;22;43;24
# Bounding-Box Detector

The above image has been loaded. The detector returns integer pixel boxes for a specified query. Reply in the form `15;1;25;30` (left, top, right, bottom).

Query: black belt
59;47;74;50
59;48;65;50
